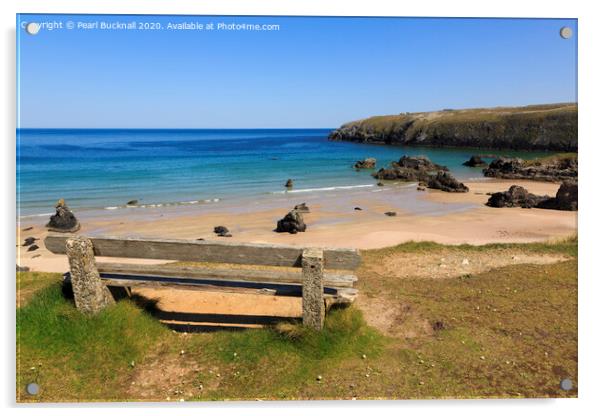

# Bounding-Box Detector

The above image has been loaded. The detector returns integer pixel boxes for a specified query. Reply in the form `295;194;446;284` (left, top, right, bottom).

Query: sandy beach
17;178;576;274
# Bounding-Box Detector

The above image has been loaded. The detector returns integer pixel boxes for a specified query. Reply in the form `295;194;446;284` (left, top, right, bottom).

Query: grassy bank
16;238;577;401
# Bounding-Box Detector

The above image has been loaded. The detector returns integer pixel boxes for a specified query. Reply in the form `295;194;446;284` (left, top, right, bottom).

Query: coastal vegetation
329;103;577;151
17;237;577;401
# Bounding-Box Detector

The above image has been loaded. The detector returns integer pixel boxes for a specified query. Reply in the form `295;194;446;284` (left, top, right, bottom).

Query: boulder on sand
354;158;376;169
462;155;488;167
213;226;232;237
46;199;80;233
276;210;306;234
536;180;578;211
427;171;469;193
553;180;578;211
23;237;38;246
486;185;551;208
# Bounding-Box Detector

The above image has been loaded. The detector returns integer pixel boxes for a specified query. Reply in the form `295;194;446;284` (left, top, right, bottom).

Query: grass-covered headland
329;103;577;151
17;238;577;401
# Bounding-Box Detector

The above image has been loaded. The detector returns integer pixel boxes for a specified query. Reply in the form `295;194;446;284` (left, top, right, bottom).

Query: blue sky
17;15;577;128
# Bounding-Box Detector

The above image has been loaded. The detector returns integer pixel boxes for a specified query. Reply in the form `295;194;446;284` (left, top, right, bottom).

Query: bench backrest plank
45;235;361;270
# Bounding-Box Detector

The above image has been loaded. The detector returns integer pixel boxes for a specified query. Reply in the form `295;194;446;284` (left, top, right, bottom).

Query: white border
2;1;601;415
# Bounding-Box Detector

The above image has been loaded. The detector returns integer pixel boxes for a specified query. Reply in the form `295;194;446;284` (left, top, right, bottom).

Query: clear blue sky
17;15;577;128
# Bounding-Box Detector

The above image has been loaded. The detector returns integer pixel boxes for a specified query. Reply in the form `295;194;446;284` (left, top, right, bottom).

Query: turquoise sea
17;129;552;217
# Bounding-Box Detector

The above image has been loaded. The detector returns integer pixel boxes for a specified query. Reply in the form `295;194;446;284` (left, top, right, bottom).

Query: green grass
16;282;168;402
16;237;577;401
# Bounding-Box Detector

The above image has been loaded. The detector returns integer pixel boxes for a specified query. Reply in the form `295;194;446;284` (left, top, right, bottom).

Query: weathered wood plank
45;235;361;269
99;274;355;304
96;262;357;288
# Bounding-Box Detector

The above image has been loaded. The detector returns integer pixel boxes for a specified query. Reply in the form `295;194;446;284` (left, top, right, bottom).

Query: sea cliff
328;103;577;151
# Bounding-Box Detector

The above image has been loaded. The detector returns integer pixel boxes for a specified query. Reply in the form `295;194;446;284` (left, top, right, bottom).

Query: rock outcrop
427;171;469;193
486;181;577;211
354;158;376;169
486;185;551;208
276;210;306;234
329;103;577;151
483;155;577;182
46;199;80;233
373;155;446;181
462;155;488;167
536;180;578;211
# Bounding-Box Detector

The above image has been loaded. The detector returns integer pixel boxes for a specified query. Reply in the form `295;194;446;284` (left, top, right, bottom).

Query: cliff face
328;103;577;151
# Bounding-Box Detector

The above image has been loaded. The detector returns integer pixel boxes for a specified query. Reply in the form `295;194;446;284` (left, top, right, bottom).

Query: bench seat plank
45;235;361;269
99;273;358;302
96;262;357;288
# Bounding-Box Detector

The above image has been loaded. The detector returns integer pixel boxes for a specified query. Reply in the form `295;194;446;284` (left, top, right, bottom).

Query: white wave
103;198;220;211
271;184;374;194
19;212;53;218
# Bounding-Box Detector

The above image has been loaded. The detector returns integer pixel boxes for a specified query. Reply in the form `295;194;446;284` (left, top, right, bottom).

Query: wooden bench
44;235;361;330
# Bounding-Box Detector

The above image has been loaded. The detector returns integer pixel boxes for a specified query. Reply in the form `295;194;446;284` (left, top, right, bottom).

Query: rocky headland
329;103;577;151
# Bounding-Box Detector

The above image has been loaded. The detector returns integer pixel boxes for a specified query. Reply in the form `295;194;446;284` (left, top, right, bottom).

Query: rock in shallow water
462;155;488;167
354;158;376;169
46;199;80;233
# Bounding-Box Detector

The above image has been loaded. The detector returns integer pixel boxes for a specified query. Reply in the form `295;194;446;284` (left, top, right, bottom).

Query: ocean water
17;129;551;217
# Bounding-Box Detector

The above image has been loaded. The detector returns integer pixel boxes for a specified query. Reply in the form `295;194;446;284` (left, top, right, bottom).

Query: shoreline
17;178;577;273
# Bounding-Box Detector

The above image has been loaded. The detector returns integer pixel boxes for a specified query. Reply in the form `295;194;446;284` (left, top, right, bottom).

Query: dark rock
373;155;447;182
486;185;551;208
397;155;447;171
384;211;397;217
276;210;306;234
126;200;138;206
16;265;30;272
354;157;376;169
213;226;230;237
536;180;578;211
377;182;384;186
46;199;80;233
285;179;293;188
23;237;38;246
427;171;469;193
27;244;39;252
462;155;487;167
294;203;310;213
483;156;577;182
22;226;33;231
553;180;578;211
196;238;205;241
354;207;363;211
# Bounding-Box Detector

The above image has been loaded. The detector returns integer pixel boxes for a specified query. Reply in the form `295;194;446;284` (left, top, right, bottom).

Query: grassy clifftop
329;103;577;151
